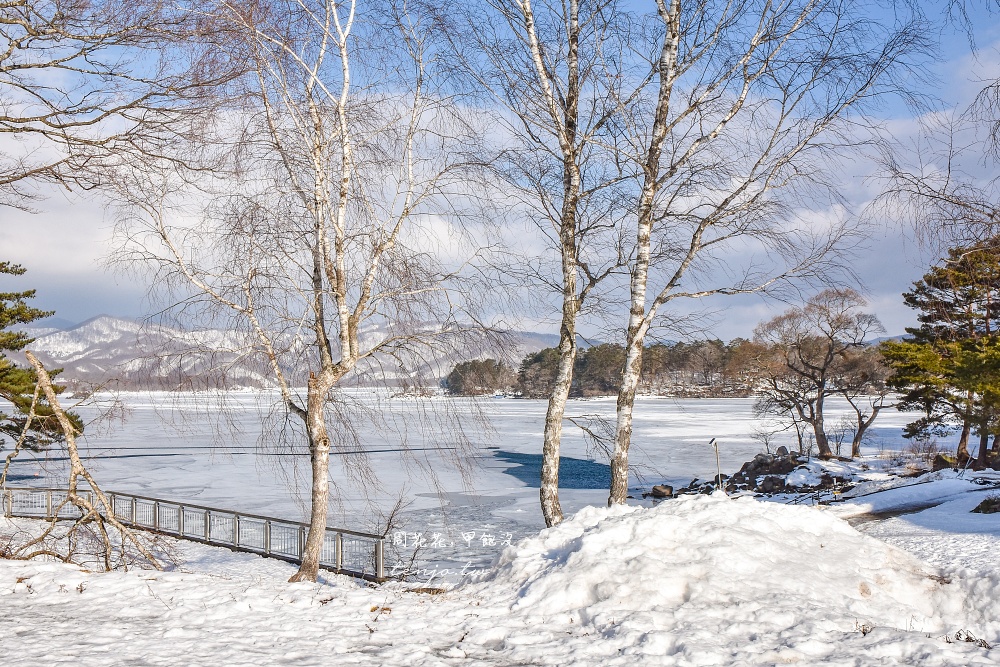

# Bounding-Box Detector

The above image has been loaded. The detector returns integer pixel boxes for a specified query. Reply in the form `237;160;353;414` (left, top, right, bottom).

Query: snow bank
2;497;997;665
464;493;994;664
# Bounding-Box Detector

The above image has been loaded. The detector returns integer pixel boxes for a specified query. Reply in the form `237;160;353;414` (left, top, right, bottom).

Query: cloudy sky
1;6;999;341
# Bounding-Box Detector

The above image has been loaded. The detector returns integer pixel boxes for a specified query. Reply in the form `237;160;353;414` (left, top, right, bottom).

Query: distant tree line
445;334;884;403
445;290;893;462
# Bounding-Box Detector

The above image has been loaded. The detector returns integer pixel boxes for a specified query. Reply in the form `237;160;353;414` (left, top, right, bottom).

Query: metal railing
1;487;386;582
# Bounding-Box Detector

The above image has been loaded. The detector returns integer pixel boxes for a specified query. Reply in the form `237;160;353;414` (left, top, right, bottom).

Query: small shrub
905;436;940;462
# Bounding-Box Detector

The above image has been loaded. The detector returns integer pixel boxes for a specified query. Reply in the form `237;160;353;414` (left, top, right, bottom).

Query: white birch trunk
609;0;680;505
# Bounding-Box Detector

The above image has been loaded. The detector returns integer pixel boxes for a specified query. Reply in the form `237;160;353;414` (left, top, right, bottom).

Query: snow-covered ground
2;490;998;665
3;392;998;664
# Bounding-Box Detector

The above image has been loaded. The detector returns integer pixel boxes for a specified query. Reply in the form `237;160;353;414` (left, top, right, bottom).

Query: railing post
131;496;137;524
2;488;9;518
46;490;52;518
178;505;185;536
264;520;271;555
108;493;116;522
335;532;343;571
205;510;211;540
233;513;240;547
297;525;305;559
153;501;160;531
375;539;385;581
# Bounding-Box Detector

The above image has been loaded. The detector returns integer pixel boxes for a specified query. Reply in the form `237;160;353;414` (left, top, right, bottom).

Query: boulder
759;475;786;494
649;484;673;499
971;496;1000;514
739;451;800;478
932;453;958;471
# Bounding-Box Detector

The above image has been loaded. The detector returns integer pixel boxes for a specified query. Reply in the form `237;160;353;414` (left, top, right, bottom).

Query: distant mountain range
13;315;560;391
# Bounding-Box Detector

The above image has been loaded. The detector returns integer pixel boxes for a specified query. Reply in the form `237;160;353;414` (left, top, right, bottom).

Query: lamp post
710;438;725;495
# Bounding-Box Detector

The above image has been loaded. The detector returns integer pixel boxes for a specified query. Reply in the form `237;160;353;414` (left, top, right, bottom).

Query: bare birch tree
605;0;924;503
0;0;230;208
112;0;481;582
448;0;630;527
875;112;1000;254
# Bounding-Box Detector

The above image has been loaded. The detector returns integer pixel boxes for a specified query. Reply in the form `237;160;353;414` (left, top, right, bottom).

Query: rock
775;446;789;457
740;452;799;477
971;496;1000;514
932;453;958;471
769;457;800;475
759;475;786;494
649;484;673;499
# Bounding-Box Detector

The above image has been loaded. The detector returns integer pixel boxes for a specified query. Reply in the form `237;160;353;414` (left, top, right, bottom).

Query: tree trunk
813;396;833;458
992;433;999;452
850;405;882;459
610;334;644;504
289;372;333;582
540;344;574;528
850;437;861;459
540;232;580;527
957;420;971;462
608;0;679;505
976;427;990;469
516;0;585;529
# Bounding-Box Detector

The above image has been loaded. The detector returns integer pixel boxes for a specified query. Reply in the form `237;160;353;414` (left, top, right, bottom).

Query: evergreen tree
0;261;79;451
883;237;1000;465
444;359;515;396
574;344;626;397
516;348;561;399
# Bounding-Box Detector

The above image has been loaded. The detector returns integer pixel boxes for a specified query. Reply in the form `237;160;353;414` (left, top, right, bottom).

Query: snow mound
3;498;999;665
468;494;983;659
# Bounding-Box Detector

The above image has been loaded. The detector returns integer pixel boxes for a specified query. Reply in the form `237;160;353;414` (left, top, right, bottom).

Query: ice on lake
5;390;922;579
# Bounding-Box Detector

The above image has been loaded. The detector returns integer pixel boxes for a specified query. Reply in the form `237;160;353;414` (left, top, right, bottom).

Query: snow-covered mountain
15;316;269;390
15;315;557;390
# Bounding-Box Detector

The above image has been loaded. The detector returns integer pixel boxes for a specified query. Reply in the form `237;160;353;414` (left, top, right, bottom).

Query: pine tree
0;261;79;451
445;359;515;396
883;237;1000;465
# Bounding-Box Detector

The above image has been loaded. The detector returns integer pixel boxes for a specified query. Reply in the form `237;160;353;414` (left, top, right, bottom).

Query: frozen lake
4;391;924;579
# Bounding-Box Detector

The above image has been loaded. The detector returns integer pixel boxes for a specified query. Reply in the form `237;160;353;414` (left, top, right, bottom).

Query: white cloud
0;186;145;323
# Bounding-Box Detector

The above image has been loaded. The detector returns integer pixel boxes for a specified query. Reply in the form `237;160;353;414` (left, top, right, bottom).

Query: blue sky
2;2;999;341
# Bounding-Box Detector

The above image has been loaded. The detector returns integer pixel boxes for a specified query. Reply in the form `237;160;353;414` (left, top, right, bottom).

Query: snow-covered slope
15;315;272;389
1;495;997;666
14;315;556;390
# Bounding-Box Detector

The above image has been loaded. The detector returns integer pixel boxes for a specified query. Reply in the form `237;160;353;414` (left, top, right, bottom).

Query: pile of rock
727;448;802;493
645;446;856;500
